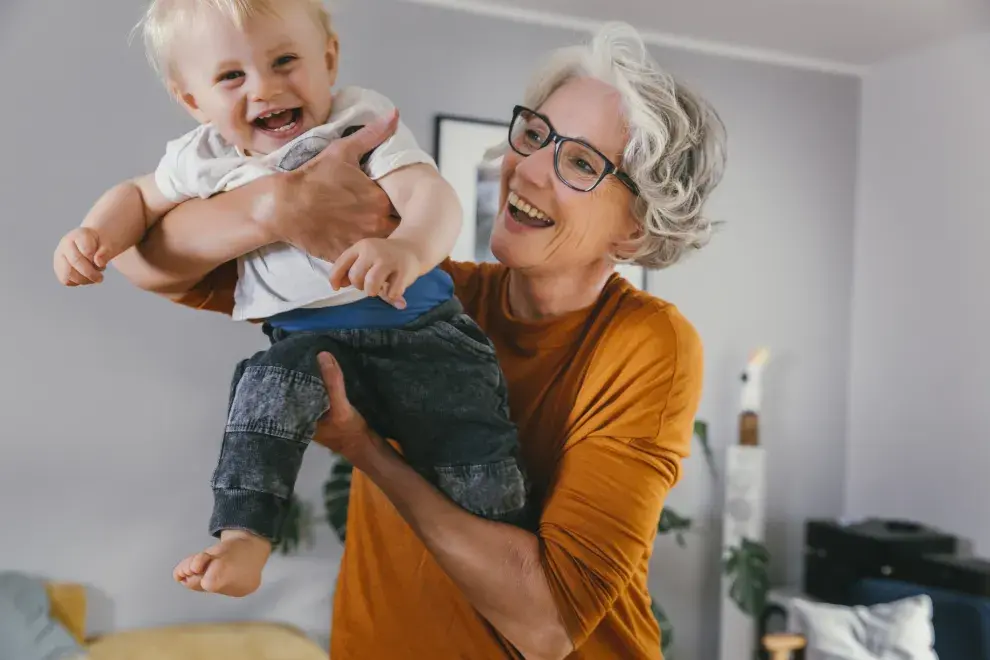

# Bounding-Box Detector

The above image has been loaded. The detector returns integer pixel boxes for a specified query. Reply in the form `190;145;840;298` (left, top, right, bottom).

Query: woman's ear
324;32;340;87
611;212;642;259
169;80;209;124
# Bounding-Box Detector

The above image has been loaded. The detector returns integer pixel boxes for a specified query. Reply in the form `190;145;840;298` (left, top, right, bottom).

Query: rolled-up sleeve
171;261;238;315
538;308;703;647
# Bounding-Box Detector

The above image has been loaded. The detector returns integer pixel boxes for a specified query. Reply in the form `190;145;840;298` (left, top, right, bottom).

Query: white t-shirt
154;86;436;321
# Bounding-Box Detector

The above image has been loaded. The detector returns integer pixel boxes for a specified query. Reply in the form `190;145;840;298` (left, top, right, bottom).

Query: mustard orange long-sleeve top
177;260;703;658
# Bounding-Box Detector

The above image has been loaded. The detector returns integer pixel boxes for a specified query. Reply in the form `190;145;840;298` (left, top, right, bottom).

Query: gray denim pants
209;298;528;541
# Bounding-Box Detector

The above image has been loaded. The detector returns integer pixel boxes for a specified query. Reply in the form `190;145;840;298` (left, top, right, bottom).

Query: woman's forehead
539;77;628;157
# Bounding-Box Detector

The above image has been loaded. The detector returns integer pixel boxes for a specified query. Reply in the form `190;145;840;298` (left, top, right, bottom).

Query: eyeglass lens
509;109;608;192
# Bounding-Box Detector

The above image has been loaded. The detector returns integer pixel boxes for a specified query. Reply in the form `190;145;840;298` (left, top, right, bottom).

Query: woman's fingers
300;109;399;171
331;110;400;166
317;353;349;413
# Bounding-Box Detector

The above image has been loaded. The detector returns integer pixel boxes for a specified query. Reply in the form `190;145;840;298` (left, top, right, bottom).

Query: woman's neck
507;262;613;321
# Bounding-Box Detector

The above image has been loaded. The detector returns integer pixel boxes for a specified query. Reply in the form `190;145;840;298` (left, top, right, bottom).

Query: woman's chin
490;235;545;271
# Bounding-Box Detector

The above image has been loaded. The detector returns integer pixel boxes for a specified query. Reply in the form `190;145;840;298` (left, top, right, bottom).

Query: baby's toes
173;556;194;582
180;574;205;592
189;551;214;575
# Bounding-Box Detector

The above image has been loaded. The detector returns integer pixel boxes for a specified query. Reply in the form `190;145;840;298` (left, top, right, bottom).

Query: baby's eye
274;55;298;67
217;70;244;83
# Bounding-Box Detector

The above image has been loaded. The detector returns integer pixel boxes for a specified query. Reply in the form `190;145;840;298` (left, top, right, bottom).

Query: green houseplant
275;419;769;654
652;420;771;652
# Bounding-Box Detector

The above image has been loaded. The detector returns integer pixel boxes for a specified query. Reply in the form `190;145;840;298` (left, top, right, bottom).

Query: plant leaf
694;419;717;478
273;493;313;555
657;508;693;537
323;458;353;543
723;538;771;617
651;598;674;653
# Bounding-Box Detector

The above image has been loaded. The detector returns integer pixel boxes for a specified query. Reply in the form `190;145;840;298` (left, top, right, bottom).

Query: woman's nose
514;145;555;189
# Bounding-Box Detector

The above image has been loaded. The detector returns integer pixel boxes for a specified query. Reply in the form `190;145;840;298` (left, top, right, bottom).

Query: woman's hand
261;112;402;263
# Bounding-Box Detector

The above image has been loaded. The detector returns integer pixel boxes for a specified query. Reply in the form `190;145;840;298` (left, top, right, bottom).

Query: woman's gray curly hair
522;23;727;269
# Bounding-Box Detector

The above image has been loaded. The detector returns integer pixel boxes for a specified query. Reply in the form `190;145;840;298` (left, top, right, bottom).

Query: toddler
53;0;526;597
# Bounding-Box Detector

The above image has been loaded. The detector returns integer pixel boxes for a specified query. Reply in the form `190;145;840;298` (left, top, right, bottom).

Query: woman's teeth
508;191;553;226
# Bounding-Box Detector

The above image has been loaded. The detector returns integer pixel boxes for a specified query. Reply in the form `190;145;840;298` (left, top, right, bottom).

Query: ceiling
408;0;990;73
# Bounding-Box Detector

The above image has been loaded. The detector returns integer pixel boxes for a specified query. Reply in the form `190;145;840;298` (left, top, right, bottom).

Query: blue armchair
850;578;990;660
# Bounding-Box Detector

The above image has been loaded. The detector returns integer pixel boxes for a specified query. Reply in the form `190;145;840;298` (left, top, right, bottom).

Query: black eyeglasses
508;105;639;196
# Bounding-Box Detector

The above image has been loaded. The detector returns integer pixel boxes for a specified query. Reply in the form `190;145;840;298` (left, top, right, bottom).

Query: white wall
0;0;860;657
845;33;990;549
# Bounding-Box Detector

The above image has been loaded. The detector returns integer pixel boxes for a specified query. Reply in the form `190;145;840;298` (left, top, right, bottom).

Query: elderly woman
116;23;726;660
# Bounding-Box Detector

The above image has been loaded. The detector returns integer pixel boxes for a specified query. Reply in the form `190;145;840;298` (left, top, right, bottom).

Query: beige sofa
47;583;328;659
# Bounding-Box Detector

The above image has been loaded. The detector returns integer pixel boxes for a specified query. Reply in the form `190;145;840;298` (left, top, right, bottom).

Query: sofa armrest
45;582;87;644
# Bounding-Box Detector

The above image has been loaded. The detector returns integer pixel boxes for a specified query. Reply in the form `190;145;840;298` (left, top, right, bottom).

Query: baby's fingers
383;270;418;309
93;245;114;270
64;242;103;284
55;254;95;286
330;248;359;291
363;263;392;298
380;290;407;310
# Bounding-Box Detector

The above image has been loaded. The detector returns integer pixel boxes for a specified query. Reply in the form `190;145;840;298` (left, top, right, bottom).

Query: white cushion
788;595;938;660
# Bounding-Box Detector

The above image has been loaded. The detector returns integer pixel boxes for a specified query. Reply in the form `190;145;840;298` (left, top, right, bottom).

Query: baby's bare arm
54;174;179;286
81;173;178;260
378;164;463;272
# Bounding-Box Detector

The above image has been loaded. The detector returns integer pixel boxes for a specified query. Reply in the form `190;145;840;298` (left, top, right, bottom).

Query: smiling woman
113;20;727;660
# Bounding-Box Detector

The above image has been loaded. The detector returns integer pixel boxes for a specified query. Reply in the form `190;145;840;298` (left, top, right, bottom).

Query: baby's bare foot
173;530;272;597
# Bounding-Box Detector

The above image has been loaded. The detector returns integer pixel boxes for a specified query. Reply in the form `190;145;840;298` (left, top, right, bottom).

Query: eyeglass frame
507;105;640;196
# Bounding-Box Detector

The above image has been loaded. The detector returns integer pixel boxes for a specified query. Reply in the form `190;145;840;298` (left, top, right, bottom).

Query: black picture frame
433;113;509;166
434;113;510;263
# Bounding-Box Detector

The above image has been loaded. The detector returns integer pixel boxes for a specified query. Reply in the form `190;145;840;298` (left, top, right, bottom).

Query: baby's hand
53;227;113;286
330;238;421;309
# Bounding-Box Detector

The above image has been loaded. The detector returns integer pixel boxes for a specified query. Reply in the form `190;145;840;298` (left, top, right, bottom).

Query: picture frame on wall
433;112;647;291
434;113;509;263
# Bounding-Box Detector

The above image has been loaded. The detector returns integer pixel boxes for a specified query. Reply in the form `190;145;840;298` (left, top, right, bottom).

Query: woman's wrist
247;175;284;244
348;428;400;477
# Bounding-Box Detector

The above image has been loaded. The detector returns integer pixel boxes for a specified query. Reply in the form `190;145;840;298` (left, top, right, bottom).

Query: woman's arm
314;353;572;660
361;438;573;659
113;113;402;296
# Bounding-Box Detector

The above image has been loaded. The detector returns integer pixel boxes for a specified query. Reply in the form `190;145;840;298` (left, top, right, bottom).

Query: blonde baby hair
136;0;334;79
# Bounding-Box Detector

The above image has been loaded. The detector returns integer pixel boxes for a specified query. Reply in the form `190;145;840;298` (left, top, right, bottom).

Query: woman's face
491;77;638;275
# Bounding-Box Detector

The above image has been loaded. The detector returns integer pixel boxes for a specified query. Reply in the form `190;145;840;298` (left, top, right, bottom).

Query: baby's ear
324;32;340;85
169;80;209;124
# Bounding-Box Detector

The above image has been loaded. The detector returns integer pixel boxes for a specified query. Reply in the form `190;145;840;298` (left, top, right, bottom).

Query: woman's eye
274;55;297;67
525;129;544;144
573;158;597;175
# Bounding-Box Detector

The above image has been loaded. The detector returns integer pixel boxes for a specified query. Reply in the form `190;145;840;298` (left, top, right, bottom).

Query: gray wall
846;34;990;550
0;0;860;657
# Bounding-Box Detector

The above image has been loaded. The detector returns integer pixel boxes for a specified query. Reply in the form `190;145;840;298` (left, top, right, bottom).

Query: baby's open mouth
253;108;302;133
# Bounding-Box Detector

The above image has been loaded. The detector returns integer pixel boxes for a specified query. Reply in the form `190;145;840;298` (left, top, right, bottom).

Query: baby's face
169;4;337;156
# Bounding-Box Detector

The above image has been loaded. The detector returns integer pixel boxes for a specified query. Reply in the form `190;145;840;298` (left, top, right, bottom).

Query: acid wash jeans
208;297;529;542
